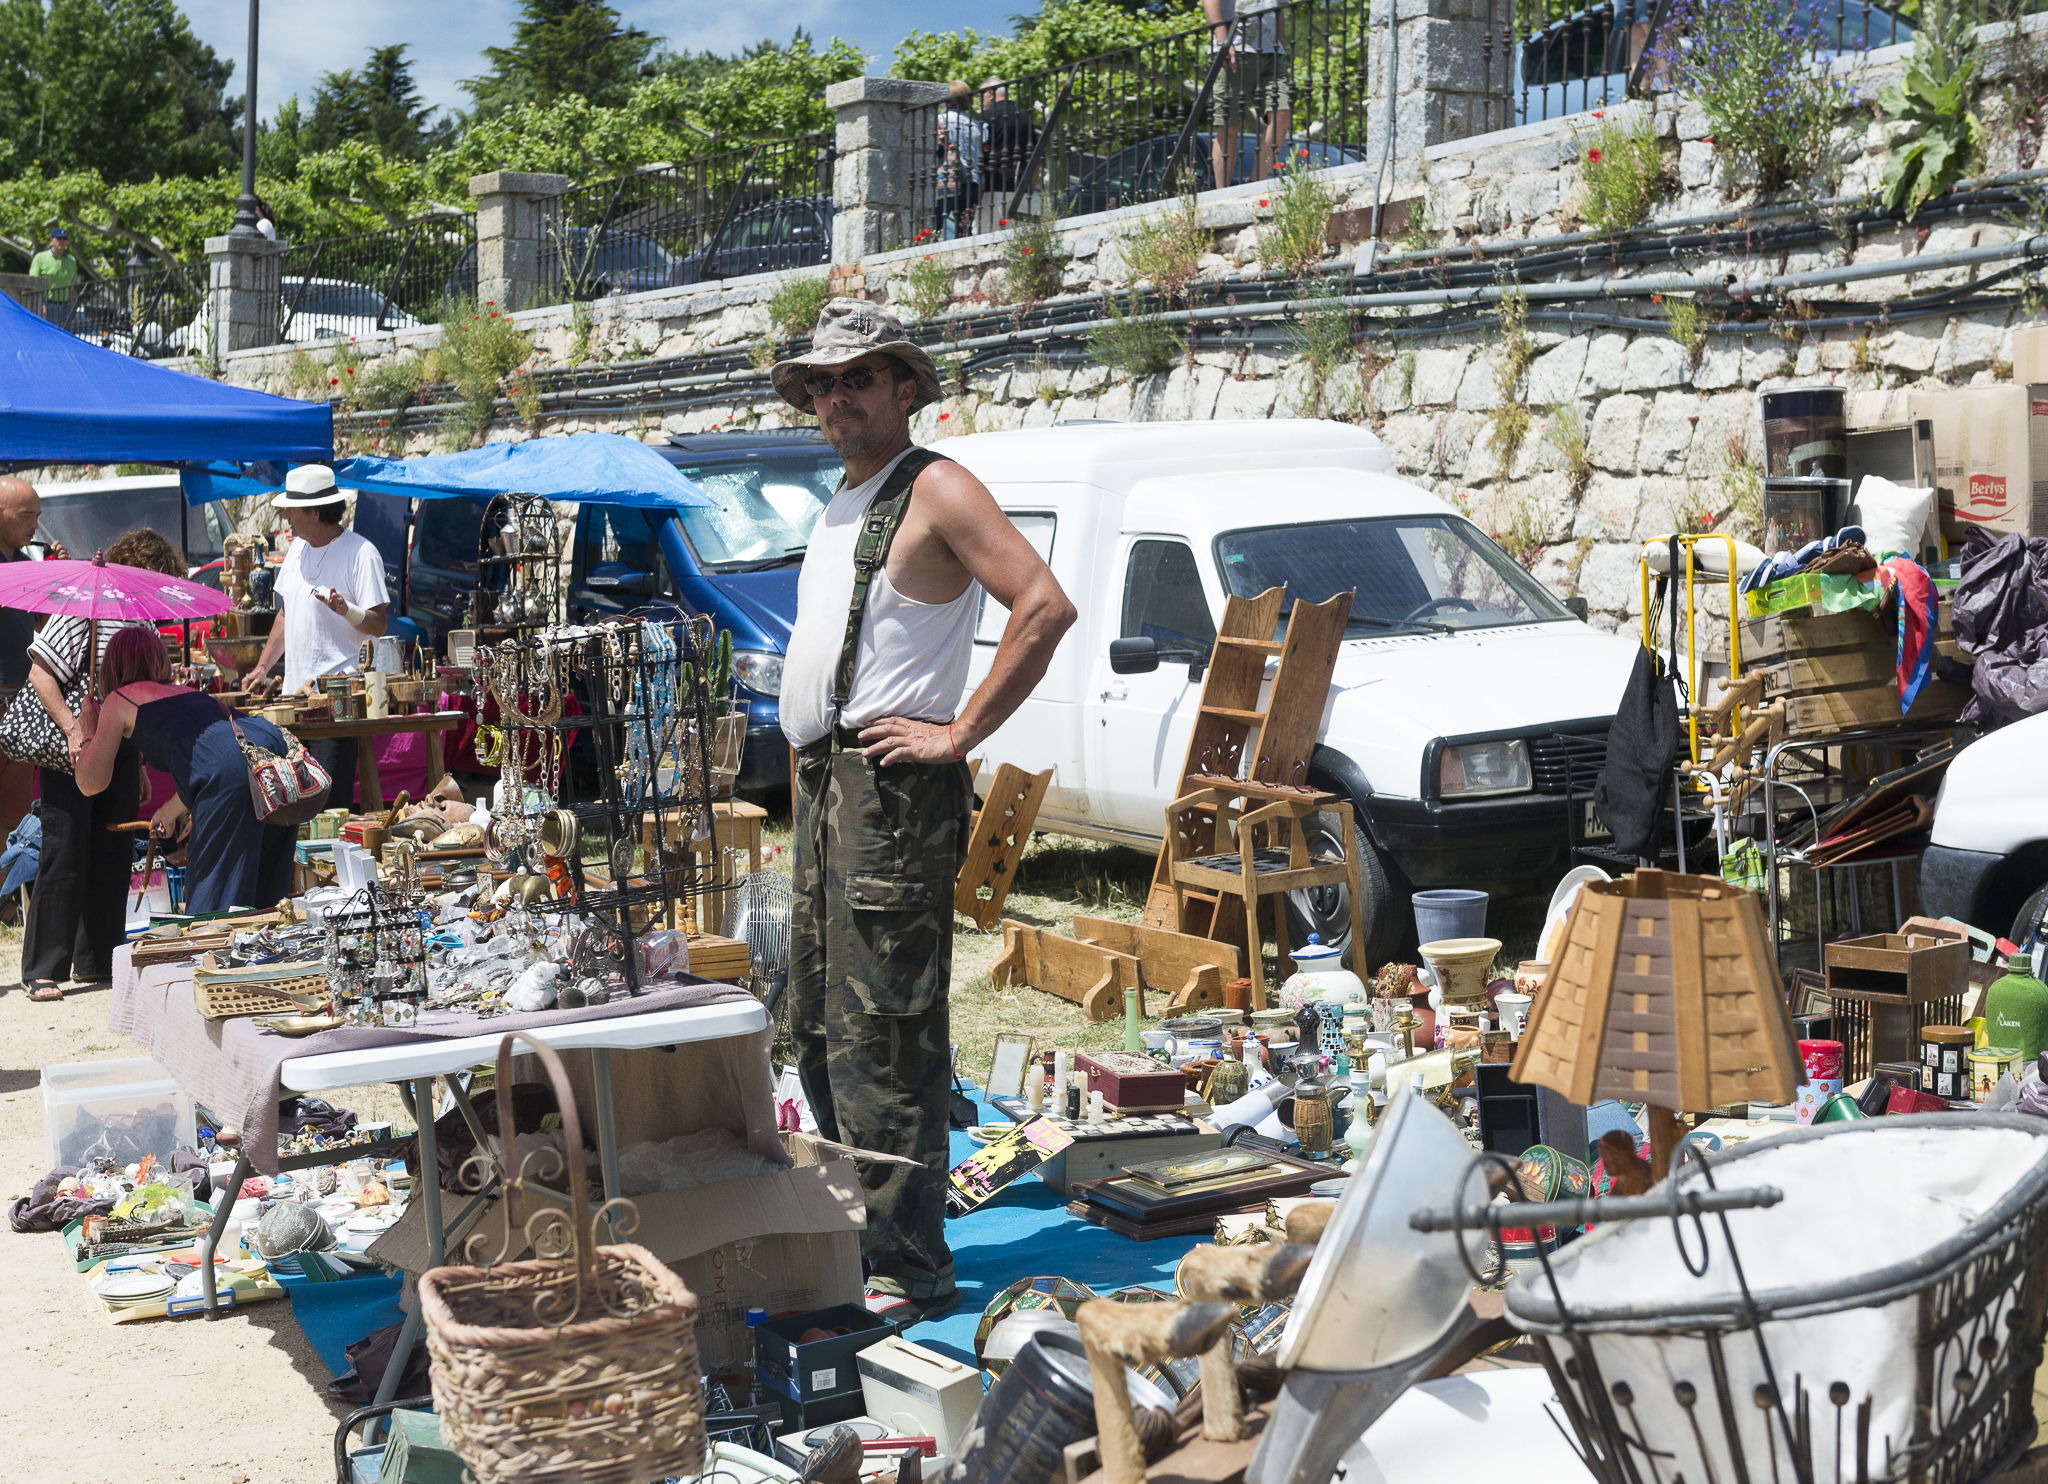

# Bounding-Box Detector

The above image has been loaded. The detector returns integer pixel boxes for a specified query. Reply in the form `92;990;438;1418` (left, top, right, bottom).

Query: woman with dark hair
74;625;295;915
18;527;182;1000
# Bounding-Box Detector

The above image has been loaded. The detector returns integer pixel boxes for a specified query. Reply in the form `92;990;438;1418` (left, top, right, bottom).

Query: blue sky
179;1;978;118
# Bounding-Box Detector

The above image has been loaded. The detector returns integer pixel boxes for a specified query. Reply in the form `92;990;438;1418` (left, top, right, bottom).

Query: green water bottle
1984;937;2048;1064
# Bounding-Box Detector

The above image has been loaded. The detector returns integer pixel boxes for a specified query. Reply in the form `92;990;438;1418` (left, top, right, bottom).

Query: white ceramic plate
1539;864;1610;961
94;1272;175;1301
342;1210;399;1234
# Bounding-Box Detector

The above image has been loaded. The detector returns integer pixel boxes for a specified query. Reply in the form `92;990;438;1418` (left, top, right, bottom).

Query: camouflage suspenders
830;447;952;727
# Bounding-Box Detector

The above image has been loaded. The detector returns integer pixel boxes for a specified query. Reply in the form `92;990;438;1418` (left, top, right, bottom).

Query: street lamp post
228;0;262;238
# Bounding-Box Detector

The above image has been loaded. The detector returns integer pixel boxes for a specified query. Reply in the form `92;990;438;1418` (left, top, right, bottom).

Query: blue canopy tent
0;290;331;466
179;434;715;629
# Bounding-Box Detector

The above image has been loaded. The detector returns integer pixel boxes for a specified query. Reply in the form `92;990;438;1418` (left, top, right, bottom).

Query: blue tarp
179;434;714;510
0;291;332;465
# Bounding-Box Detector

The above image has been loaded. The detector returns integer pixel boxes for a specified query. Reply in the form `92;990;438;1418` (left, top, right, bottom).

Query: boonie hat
770;298;942;414
272;464;343;508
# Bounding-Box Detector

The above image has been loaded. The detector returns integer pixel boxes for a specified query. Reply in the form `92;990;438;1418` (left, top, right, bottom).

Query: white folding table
197;998;769;1407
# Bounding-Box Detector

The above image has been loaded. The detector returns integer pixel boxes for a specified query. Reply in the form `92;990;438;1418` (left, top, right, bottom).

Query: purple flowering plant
1654;0;1849;192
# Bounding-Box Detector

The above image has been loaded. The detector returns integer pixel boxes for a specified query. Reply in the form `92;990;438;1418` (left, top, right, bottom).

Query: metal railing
273;214;478;342
535;129;836;304
1512;0;2048;127
59;258;205;359
902;0;1372;244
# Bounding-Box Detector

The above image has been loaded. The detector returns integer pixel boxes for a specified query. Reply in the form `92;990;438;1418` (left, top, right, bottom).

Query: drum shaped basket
418;1033;705;1484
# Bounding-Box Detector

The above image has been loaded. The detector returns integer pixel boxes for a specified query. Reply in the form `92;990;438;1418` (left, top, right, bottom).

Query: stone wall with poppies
184;30;2043;639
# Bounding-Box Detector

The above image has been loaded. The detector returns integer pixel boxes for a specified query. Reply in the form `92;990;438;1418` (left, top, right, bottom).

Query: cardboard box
369;1130;870;1373
1911;384;2048;540
2013;323;2048;385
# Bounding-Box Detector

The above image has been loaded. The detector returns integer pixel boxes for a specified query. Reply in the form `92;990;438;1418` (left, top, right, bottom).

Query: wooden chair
1163;779;1364;1006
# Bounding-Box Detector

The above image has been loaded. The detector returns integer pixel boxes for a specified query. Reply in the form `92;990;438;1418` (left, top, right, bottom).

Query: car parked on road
1065;135;1365;217
676;195;833;284
444;227;683;304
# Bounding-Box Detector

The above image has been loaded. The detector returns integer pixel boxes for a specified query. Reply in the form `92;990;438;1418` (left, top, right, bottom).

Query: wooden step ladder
1143;586;1353;937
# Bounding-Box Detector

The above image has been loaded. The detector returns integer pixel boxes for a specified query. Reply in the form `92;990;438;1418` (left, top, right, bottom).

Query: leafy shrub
766;274;831;339
1661;293;1707;364
1263;152;1337;278
430;297;535;447
1086;293;1181;377
1287;279;1355;417
897;254;954;320
1577;113;1666;232
1002;215;1069;305
1661;0;1847;192
1547;402;1591;497
1123;190;1208;302
1879;0;1983;219
353;353;431;411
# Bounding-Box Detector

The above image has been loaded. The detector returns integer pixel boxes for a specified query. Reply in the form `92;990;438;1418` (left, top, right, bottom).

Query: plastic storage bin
41;1056;194;1170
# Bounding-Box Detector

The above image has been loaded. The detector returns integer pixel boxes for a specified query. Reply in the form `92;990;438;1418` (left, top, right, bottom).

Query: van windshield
670;450;845;572
1215;517;1572;634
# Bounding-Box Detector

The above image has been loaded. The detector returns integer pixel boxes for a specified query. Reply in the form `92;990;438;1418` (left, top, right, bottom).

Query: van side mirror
589;564;658;598
1565;595;1589;620
1109;636;1161;674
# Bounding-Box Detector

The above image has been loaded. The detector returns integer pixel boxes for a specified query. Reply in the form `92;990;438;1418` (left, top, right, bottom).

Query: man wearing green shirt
29;228;78;329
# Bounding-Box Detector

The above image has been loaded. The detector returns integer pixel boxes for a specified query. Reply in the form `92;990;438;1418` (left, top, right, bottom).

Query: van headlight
730;650;783;697
1438;739;1531;798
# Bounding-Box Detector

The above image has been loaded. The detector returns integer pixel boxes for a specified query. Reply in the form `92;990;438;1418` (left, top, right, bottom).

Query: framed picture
1783;968;1829;1017
988;1033;1035;1101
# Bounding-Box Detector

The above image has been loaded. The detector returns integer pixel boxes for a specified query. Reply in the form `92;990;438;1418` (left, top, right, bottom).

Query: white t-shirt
274;528;389;694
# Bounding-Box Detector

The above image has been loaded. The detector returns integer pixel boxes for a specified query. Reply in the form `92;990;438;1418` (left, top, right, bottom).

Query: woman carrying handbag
73;626;299;917
12;529;182;1000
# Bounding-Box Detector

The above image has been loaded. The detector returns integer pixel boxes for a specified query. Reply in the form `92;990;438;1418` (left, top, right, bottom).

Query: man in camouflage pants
773;300;1073;1321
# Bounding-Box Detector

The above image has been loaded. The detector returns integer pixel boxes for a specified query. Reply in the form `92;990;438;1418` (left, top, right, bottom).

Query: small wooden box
1824;933;1970;1078
1078;1051;1185;1113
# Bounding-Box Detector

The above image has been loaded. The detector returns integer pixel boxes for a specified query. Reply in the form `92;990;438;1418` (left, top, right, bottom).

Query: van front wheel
1284;799;1404;974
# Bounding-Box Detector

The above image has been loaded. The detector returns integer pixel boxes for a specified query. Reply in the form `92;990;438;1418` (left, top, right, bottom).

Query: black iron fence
1512;0;2048;127
60;258;205;359
273;214;478;342
535;129;836;305
903;0;1373;244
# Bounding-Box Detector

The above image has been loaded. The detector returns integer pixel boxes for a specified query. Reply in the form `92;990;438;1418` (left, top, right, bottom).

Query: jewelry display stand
476;616;731;997
474;493;561;634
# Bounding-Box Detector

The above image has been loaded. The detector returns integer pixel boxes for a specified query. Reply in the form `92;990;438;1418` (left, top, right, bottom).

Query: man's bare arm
859;462;1076;767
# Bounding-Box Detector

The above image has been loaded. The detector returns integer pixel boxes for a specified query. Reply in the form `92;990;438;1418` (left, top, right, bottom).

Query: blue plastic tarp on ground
0;292;332;465
179;434;713;510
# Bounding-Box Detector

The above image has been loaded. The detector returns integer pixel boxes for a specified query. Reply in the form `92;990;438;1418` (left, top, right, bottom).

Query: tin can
1798;1038;1844;1083
1968;1046;2022;1103
1814;1093;1868;1123
1513;1143;1591;1244
1920;1025;1972;1093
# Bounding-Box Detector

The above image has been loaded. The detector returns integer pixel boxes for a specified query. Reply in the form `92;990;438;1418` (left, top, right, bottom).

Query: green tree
462;0;656;116
0;0;236;182
892;0;1200;84
306;45;450;159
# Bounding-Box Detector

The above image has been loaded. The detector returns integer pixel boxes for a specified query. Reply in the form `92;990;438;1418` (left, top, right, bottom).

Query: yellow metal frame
1637;533;1744;774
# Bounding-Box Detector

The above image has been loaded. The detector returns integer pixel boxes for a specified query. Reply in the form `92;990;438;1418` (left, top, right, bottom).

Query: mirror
1109;636;1161;674
1564;594;1589;620
588;564;658;598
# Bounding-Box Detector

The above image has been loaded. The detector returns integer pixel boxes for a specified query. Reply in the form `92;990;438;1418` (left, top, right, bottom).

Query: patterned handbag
0;671;88;772
219;701;331;826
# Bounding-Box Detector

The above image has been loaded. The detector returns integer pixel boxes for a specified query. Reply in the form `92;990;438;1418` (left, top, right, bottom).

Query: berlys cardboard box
369;1130;870;1372
1907;384;2048;541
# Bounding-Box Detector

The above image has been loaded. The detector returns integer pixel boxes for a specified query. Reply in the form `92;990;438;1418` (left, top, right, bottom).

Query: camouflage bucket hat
770;297;944;414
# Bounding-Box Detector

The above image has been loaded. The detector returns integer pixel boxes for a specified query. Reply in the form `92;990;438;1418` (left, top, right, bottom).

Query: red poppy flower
1592;110;1605;119
345;366;356;374
1701;513;1717;526
1652;293;1664;303
1258;198;1269;207
1587;148;1603;164
1022;247;1033;255
485;301;496;307
938;411;950;420
328;377;338;386
1297;147;1309;158
998;219;1009;227
1702;137;1714;145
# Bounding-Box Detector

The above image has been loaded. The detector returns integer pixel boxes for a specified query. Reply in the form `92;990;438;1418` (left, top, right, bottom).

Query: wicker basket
421;1034;705;1484
192;959;329;1020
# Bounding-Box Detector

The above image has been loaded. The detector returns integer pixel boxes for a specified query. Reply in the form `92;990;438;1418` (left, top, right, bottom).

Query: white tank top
780;449;983;748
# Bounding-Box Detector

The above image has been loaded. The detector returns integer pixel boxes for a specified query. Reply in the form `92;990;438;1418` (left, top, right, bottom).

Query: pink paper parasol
0;552;230;623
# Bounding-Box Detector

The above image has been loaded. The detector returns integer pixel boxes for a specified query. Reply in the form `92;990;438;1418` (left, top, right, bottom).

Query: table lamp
1509;869;1800;1178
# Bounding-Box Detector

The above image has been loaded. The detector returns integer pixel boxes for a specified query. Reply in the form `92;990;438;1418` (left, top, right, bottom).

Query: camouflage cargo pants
790;735;971;1301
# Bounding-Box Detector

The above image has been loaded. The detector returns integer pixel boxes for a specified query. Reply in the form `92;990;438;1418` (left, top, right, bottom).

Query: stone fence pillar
828;77;951;263
1371;0;1518;182
467;171;570;312
0;272;45;316
202;231;287;354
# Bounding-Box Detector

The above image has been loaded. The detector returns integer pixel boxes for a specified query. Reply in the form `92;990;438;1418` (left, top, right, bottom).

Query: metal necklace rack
473;492;561;634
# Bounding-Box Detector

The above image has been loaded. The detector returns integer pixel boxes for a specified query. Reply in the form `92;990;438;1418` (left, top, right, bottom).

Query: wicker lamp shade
1510;870;1800;1113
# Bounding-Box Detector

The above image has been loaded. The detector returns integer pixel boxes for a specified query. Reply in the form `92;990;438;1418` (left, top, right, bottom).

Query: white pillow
1849;474;1935;560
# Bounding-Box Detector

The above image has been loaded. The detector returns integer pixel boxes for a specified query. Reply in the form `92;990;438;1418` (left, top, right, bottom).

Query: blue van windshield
671;450;845;571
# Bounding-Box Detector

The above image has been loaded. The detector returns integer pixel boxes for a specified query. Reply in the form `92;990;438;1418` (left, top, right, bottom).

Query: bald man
0;478;64;862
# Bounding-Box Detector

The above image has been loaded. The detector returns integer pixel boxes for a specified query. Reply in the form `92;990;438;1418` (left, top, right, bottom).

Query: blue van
357;429;842;797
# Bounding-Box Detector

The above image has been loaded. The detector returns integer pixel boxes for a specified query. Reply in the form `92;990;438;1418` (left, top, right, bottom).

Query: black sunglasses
803;365;887;398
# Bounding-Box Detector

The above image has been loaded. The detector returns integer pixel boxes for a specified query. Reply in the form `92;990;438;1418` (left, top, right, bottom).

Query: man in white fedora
773;298;1074;1323
249;464;390;807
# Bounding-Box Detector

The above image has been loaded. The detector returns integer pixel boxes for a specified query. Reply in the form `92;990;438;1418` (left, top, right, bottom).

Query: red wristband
948;722;964;760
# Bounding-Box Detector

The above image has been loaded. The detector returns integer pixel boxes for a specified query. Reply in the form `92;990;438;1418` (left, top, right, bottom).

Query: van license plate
1581;802;1611;840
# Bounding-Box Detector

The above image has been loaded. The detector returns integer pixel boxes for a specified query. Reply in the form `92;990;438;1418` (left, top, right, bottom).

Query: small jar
1920;1025;1972;1093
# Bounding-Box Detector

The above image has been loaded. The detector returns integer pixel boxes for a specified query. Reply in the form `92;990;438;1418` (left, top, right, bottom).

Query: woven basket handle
491;1031;597;1310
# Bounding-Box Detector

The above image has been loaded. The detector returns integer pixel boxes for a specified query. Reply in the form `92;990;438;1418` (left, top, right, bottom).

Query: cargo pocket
842;873;948;1018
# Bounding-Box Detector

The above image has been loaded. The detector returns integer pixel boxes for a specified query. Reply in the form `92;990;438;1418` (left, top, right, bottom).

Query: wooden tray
193;960;329;1020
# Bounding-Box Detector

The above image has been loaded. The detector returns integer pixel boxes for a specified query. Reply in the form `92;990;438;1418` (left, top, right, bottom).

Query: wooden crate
1740;609;1969;740
1822;932;1970;1079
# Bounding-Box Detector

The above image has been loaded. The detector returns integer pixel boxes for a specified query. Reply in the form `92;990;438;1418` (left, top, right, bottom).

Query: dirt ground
0;830;1545;1484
